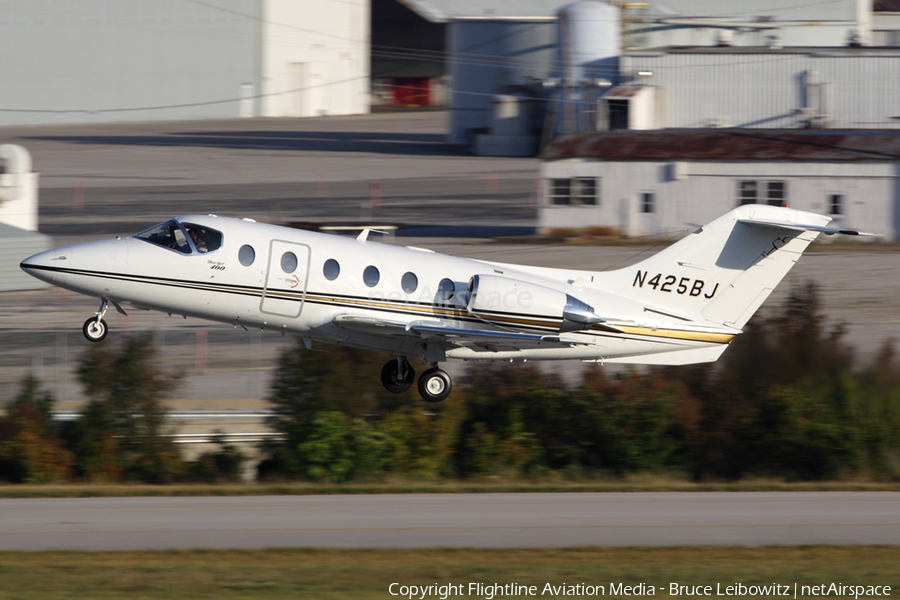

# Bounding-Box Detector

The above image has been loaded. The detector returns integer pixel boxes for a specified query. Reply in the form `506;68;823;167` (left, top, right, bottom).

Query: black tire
380;358;415;393
417;368;452;403
82;317;108;342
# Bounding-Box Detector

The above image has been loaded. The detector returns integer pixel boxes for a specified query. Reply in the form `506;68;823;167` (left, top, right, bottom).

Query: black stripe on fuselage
22;264;726;346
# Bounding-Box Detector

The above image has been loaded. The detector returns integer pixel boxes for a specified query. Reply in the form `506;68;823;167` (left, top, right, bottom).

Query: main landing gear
380;357;452;403
82;300;110;343
380;356;415;393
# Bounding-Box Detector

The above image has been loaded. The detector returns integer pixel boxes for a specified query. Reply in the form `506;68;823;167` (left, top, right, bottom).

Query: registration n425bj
21;205;874;402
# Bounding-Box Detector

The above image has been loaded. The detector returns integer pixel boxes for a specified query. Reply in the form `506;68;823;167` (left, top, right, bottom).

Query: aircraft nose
20;246;72;286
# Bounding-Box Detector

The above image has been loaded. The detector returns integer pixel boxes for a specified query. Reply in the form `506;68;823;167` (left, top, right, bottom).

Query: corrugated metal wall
0;0;261;126
622;51;900;129
0;225;50;291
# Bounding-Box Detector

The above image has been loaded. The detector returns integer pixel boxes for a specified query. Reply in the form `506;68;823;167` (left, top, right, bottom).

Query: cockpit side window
183;223;222;254
134;221;223;255
134;220;192;254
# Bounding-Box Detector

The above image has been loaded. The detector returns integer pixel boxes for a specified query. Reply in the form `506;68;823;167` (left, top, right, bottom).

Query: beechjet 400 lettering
21;204;875;402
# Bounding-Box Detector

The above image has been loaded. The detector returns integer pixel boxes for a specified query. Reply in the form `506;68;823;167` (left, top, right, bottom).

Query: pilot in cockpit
189;228;208;253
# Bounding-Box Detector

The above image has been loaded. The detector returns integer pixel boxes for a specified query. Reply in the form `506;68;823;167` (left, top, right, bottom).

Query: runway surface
1;492;898;551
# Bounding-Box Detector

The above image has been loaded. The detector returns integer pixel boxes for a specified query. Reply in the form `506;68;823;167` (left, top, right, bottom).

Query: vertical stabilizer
601;205;831;329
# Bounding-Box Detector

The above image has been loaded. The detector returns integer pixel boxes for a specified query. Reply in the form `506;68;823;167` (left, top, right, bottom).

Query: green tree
260;341;420;479
188;432;247;483
0;376;73;483
66;335;184;482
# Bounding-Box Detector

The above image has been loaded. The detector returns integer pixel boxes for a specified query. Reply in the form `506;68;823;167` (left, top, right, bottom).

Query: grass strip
0;547;897;600
1;478;900;499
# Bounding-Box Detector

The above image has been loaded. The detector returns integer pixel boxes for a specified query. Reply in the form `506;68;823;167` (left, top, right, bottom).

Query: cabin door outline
260;239;311;318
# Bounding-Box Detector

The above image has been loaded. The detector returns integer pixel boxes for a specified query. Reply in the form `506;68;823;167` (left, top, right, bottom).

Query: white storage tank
558;1;620;83
556;1;621;134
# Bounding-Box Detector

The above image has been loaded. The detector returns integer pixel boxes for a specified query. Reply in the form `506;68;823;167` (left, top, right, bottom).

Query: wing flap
331;315;584;347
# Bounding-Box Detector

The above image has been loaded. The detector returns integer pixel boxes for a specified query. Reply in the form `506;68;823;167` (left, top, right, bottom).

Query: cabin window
323;258;340;280
401;272;418;293
134;220;192;254
640;192;656;213
363;265;380;287
183;223;222;253
238;245;255;266
437;278;455;302
281;252;298;273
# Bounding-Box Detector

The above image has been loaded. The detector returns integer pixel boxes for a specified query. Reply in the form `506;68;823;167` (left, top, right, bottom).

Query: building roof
396;0;575;22
875;0;900;11
542;130;900;161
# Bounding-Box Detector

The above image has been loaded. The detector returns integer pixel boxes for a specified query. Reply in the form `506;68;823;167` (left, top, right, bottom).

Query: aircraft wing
332;315;586;349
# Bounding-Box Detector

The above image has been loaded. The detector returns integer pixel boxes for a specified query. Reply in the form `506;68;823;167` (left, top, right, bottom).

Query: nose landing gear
82;299;110;343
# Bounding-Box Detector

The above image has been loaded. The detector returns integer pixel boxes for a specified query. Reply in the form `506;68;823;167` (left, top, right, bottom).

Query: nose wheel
82;316;108;342
82;299;110;343
417;367;452;403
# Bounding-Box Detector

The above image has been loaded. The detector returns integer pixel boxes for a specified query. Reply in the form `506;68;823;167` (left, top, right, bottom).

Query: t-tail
602;204;876;331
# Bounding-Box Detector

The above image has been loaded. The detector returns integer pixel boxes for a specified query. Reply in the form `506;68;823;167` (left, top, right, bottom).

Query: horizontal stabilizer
738;218;881;237
601;344;729;365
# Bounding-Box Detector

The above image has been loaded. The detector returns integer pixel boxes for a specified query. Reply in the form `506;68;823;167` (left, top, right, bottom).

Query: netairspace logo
388;582;893;599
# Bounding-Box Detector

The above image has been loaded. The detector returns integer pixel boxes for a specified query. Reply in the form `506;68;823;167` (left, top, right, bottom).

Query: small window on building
738;181;758;205
767;181;786;206
640;192;655;214
573;177;598;205
437;278;455;303
323;258;340;280
281;252;298;273
550;179;571;205
238;244;255;266
401;272;418;293
829;194;843;216
363;265;380;287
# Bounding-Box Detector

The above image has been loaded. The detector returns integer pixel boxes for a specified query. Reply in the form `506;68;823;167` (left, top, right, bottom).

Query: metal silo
556;1;621;134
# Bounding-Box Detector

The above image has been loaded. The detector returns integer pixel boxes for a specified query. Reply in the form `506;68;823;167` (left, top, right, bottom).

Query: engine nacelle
466;274;603;332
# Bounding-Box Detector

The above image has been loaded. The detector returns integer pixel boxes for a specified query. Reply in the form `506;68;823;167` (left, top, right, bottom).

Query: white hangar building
0;0;370;126
614;47;900;131
538;129;900;240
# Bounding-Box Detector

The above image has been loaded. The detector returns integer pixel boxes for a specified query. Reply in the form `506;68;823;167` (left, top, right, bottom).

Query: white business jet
21;204;873;402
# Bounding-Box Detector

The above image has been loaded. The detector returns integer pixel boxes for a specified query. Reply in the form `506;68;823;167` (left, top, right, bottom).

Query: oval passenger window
323;258;340;281
437;278;455;302
363;265;380;287
238;245;255;266
281;251;298;273
401;272;418;293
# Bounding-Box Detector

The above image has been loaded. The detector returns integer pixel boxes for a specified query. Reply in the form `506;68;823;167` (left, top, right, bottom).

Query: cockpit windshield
134;220;222;255
135;220;192;253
